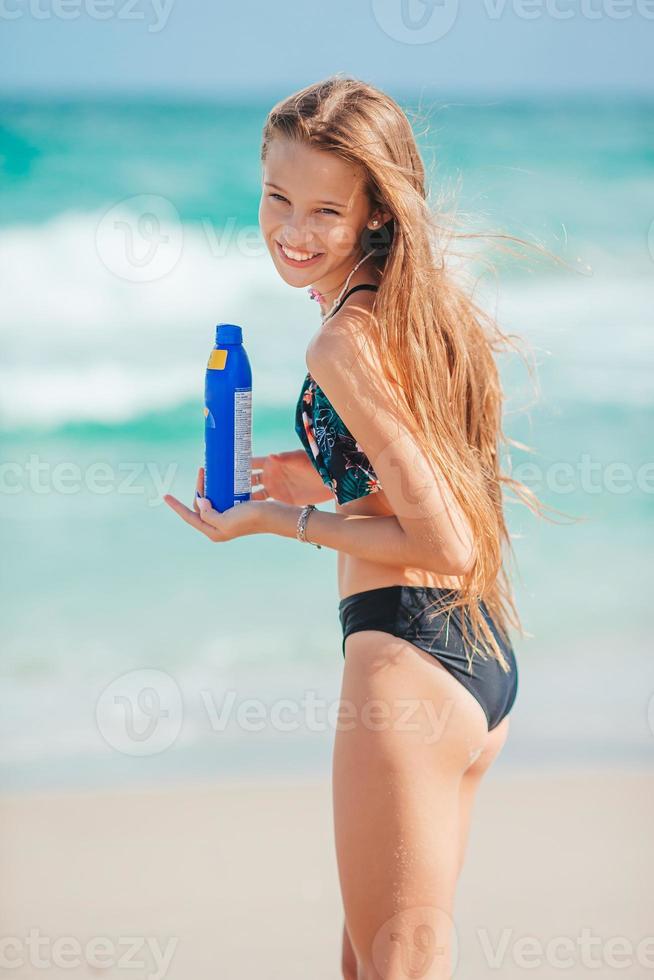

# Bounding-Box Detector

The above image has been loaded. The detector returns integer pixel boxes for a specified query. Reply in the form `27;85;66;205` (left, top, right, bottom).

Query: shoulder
305;306;377;385
305;309;410;447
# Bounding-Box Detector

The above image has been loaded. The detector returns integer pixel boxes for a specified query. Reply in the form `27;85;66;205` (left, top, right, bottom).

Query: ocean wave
0;213;651;430
0;211;310;428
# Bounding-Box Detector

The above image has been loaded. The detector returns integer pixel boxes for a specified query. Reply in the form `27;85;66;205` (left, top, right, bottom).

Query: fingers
194;496;223;530
251;454;268;500
193;466;204;513
251;455;266;481
165;494;218;540
192;459;267;511
191;461;266;512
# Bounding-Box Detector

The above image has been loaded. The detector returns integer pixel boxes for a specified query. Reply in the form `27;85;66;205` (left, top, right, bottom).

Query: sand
0;768;651;979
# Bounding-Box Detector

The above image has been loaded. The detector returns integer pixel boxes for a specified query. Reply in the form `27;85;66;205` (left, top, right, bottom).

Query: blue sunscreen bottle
204;323;252;513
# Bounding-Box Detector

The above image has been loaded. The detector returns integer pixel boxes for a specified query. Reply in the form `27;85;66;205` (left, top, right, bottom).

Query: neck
311;253;379;319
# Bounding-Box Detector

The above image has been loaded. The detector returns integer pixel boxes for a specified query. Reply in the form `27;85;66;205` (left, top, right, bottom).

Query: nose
281;222;313;249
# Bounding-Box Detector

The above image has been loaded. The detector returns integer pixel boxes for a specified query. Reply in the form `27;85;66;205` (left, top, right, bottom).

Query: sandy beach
0;767;651;979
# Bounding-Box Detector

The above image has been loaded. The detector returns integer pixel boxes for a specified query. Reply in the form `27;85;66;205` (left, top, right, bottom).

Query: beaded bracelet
296;504;322;549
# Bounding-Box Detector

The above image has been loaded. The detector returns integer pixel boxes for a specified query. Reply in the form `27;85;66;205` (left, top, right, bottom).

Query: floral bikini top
294;283;383;505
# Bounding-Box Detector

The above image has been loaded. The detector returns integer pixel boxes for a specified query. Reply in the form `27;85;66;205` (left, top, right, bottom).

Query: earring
371;219;379;227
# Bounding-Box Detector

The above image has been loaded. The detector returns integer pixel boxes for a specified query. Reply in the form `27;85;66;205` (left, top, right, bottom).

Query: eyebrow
264;181;346;208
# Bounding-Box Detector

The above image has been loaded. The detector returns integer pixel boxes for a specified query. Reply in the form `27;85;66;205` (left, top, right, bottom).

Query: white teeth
280;243;319;261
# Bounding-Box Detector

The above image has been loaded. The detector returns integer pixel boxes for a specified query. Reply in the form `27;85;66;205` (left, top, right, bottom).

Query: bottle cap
215;323;243;345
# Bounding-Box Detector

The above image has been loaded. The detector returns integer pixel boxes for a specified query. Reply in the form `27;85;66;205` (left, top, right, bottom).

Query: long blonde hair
261;74;555;671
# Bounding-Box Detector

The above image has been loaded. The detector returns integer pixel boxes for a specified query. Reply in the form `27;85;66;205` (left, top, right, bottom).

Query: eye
318;208;339;216
269;193;288;203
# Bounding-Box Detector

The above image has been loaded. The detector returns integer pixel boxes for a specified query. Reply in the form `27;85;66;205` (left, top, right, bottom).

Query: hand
163;466;268;542
251;450;334;505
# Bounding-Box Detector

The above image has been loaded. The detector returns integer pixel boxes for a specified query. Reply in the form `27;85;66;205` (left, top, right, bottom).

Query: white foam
0;211;310;427
0;213;651;428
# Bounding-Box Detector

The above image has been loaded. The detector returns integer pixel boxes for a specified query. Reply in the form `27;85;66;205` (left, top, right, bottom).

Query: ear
368;210;393;229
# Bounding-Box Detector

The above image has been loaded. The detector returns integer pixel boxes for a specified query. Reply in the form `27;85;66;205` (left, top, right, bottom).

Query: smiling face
259;135;380;300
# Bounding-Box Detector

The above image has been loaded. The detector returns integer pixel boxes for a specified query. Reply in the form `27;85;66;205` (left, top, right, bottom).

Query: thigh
332;629;489;978
456;715;511;876
341;919;358;980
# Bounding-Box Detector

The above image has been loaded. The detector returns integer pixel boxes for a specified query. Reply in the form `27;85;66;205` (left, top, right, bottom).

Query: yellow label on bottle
207;349;228;370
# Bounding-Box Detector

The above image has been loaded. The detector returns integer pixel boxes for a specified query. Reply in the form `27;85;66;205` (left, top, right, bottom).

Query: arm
282;449;337;504
262;501;439;569
258;323;475;576
252;449;335;506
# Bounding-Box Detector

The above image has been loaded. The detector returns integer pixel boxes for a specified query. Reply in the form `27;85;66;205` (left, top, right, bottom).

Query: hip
337;583;518;731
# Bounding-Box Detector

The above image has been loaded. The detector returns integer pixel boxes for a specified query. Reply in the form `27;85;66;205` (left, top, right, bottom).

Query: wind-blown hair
261;74;551;670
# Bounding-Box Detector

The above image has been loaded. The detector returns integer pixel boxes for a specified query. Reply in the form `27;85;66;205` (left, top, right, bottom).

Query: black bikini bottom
338;585;518;732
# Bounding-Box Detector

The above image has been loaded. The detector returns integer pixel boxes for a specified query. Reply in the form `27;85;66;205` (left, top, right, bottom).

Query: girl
165;75;536;979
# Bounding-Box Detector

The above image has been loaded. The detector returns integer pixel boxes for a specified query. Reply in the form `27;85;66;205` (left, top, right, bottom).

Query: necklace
307;249;377;324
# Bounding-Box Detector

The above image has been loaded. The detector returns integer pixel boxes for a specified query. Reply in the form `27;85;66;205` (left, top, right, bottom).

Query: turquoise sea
1;95;652;790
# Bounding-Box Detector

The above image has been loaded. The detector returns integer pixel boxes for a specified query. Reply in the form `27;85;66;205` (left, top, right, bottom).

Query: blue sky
1;0;652;96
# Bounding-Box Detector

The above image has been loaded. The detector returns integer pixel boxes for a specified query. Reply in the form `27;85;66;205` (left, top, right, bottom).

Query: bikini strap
334;283;379;311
